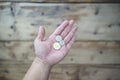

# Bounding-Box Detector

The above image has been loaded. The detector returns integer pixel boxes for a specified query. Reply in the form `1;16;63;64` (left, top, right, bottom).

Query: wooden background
0;1;120;80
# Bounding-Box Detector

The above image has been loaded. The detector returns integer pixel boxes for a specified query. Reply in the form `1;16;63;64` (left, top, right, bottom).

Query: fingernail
69;20;74;25
70;19;74;23
39;26;42;29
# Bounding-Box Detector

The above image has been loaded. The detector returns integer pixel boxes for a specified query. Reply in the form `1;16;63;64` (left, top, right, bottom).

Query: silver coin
55;35;62;42
59;40;65;46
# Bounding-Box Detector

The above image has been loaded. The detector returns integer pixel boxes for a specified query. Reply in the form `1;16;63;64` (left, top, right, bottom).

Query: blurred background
0;0;120;80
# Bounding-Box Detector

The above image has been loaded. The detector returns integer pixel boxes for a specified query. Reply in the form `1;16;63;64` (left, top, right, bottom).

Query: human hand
34;20;78;66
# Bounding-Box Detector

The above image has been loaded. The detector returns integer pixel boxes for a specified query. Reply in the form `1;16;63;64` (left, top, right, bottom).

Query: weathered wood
0;62;120;80
79;66;120;80
0;2;120;80
0;2;14;41
0;3;120;41
0;0;120;3
0;41;120;64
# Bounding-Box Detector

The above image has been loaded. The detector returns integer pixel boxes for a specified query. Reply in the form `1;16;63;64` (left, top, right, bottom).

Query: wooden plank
0;0;120;3
0;3;120;41
0;62;120;80
0;2;15;41
79;66;120;80
0;41;120;64
0;63;79;80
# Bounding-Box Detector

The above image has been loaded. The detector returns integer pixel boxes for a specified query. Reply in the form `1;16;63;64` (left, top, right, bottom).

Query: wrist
23;57;52;80
34;56;52;69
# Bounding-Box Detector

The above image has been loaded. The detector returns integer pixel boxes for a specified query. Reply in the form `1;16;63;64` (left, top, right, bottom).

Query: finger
61;20;74;39
64;25;78;44
37;26;45;41
60;35;76;56
66;35;76;50
49;20;69;38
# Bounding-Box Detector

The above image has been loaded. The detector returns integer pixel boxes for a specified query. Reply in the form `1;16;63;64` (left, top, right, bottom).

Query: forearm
23;57;51;80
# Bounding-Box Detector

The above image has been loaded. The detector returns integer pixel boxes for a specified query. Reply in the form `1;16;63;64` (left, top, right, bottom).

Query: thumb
37;26;45;41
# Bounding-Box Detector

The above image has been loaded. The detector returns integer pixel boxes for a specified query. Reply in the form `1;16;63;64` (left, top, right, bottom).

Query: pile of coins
53;35;65;50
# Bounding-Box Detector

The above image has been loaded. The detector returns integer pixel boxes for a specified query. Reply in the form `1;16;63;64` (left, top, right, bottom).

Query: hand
34;20;78;66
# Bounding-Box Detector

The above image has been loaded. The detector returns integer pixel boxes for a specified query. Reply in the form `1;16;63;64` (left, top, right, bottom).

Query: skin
23;20;78;80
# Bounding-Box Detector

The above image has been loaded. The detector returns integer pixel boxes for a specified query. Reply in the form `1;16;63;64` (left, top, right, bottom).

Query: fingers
64;25;78;44
37;26;45;41
49;20;69;38
66;35;76;50
60;24;78;55
61;20;74;38
48;19;77;48
60;35;76;55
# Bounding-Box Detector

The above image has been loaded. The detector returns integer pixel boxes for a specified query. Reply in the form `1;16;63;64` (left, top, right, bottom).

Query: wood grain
0;62;120;80
0;41;120;64
0;3;120;41
0;2;120;80
0;0;119;3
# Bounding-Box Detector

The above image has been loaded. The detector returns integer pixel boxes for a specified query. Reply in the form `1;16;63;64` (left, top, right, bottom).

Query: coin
55;35;62;42
53;42;61;50
59;40;65;46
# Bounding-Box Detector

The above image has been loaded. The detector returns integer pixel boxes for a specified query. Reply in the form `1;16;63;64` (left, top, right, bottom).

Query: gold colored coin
53;42;61;50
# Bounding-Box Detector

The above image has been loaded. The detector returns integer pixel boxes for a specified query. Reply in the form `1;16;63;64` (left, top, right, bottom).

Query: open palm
34;20;78;66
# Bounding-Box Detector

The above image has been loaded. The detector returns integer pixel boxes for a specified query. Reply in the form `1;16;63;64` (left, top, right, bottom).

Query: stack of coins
53;35;65;50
